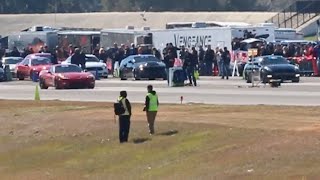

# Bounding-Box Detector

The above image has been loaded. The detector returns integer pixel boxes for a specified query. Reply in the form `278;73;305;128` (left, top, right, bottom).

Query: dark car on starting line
243;55;300;83
119;55;167;80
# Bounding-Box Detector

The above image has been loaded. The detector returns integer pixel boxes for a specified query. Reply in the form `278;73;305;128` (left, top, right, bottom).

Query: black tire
120;72;127;80
134;70;140;80
292;77;300;83
17;72;24;80
88;85;95;89
245;73;252;83
261;74;268;84
54;80;62;90
39;79;48;89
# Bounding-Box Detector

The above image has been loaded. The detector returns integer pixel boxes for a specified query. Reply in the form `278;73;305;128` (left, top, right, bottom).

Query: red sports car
16;54;52;80
39;64;95;89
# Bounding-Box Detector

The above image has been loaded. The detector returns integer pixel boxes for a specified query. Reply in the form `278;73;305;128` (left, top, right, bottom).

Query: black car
243;55;300;83
119;55;167;80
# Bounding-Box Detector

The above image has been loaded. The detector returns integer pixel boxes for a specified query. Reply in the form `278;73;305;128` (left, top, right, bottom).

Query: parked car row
0;52;168;89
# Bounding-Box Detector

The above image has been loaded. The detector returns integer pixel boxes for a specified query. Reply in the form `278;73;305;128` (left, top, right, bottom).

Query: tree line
0;0;274;14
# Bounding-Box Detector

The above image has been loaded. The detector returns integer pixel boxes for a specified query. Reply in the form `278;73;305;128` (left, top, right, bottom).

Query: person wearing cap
144;85;159;135
117;91;132;143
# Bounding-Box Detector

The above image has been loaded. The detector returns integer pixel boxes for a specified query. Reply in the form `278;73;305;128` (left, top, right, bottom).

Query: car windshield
31;58;51;66
261;56;289;65
132;56;160;63
4;58;22;64
35;54;52;59
55;65;82;73
86;56;99;62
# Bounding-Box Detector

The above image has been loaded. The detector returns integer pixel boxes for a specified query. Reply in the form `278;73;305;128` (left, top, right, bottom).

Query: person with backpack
144;85;159;135
115;91;132;143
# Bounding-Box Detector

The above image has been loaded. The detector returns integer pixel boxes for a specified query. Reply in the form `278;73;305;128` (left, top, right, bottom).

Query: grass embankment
0;100;320;179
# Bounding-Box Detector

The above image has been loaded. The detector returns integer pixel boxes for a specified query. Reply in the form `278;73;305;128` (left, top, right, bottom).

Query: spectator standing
44;45;51;54
117;91;132;143
163;48;175;85
274;45;284;56
168;43;180;58
109;43;119;74
144;85;159;135
130;43;138;55
79;48;86;70
152;48;162;60
198;45;205;64
71;48;81;66
221;47;231;80
69;44;75;56
179;45;188;62
51;48;59;64
216;48;223;76
11;47;21;57
183;50;198;86
99;48;108;63
204;45;215;76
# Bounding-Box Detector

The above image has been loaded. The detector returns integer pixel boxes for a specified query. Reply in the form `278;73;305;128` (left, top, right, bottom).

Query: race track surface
1;77;320;106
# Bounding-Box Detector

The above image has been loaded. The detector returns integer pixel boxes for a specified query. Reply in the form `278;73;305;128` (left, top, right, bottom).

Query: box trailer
58;31;100;54
100;29;153;49
150;27;233;52
8;31;58;52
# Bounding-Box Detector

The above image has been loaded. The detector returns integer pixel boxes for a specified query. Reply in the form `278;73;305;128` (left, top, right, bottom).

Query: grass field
1;100;320;180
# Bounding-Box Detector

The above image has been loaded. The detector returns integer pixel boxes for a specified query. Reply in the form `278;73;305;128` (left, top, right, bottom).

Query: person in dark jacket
163;49;176;85
179;45;188;61
117;91;132;143
184;50;198;86
79;48;86;70
130;43;138;55
144;85;159;135
152;48;162;60
10;47;21;57
168;43;180;58
204;45;215;76
221;47;231;80
198;45;205;64
71;48;81;66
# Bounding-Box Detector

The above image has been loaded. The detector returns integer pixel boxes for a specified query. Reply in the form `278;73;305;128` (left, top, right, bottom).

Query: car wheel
261;74;268;84
88;85;95;89
39;79;48;89
17;72;24;80
134;70;141;80
54;80;62;90
246;73;252;83
292;77;300;83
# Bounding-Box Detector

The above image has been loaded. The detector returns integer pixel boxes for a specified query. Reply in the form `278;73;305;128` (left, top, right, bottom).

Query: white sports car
62;54;108;78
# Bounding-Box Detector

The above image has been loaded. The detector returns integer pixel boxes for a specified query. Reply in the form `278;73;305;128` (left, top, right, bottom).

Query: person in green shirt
144;85;159;135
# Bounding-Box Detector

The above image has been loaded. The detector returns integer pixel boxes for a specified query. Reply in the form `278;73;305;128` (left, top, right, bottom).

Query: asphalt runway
1;77;320;106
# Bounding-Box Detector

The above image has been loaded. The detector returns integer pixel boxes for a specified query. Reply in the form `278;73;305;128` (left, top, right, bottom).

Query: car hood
55;72;92;79
9;64;16;70
135;61;166;67
264;64;298;73
85;62;106;68
61;61;106;68
32;65;51;72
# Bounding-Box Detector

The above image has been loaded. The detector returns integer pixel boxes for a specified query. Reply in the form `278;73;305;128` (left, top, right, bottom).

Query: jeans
166;68;170;85
221;63;230;79
147;111;157;134
205;62;213;76
186;66;197;86
119;115;131;143
218;61;223;76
